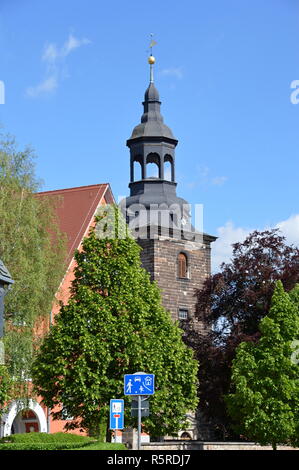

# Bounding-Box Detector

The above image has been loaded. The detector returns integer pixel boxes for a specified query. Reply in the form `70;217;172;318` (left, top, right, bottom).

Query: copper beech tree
184;229;299;439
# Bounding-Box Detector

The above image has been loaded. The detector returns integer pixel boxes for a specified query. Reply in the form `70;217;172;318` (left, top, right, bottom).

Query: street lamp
0;259;14;364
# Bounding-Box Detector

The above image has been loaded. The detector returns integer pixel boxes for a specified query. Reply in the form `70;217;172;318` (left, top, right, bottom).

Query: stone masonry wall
142;441;298;451
138;233;213;440
138;235;211;331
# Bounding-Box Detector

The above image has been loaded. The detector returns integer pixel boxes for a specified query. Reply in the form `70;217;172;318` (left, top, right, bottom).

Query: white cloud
211;221;250;272
42;34;91;64
276;214;299;246
42;43;58;63
26;34;91;98
186;165;227;189
211;214;299;273
26;76;58;97
212;176;228;186
61;35;91;57
159;67;183;80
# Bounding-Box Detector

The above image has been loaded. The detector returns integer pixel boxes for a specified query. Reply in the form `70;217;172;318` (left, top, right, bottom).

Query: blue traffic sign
124;373;155;395
109;399;124;430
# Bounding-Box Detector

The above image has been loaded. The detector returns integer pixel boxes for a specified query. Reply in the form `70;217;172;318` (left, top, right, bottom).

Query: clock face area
181;206;191;228
181;217;187;226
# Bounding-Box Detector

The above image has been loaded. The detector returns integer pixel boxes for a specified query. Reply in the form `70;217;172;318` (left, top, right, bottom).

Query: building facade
1;56;215;441
0;184;115;438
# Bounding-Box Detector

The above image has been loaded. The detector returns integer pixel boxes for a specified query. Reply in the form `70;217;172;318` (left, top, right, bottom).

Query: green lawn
72;442;126;450
0;432;126;451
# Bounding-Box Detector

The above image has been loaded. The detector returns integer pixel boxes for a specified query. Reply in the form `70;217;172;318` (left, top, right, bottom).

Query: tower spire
149;55;155;83
122;43;193;235
148;34;157;84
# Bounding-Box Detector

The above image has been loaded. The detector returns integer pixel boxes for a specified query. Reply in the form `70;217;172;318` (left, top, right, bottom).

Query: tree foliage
0;131;67;401
31;206;199;438
0;365;11;413
185;229;299;439
226;281;299;449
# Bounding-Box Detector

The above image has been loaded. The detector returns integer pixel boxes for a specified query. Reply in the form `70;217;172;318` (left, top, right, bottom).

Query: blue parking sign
124;373;155;395
109;399;124;430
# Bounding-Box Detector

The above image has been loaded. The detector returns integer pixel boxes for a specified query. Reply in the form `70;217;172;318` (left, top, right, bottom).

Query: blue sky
0;0;298;269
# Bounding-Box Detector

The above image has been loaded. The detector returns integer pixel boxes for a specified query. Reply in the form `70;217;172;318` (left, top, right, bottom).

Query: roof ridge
37;183;110;195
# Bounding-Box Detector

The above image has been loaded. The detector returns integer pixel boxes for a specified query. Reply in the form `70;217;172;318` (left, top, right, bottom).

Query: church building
0;54;215;441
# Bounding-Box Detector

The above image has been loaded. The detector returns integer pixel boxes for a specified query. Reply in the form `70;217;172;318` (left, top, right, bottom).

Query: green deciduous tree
0;131;67;403
0;365;12;414
225;281;299;449
31;206;199;438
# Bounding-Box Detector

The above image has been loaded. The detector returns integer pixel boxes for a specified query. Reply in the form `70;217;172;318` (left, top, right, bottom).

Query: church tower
123;53;216;328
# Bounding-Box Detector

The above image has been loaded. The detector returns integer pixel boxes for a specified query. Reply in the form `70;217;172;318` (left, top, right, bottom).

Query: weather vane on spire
148;33;157;83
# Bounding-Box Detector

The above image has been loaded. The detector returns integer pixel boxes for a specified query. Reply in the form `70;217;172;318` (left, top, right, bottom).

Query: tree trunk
106;421;112;443
88;416;107;441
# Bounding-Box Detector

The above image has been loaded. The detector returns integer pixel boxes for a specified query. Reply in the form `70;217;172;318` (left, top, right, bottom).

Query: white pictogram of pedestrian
112;402;121;413
126;379;133;393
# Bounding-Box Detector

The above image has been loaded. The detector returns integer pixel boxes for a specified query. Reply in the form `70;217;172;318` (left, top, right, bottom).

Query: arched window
178;252;188;278
146;153;161;179
146;162;159;178
180;432;192;440
164;160;172;181
164;154;174;181
133;161;142;181
131;155;143;182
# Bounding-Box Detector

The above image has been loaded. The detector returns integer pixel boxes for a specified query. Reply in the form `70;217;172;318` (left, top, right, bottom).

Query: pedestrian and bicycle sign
109;399;124;430
124;373;155;395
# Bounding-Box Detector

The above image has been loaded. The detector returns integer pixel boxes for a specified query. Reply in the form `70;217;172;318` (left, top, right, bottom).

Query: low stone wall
141;441;298;451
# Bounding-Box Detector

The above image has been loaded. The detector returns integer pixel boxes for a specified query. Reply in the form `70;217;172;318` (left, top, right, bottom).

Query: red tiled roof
37;183;114;268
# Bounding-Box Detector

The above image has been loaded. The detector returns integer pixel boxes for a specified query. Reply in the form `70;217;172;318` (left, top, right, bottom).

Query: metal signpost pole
138;395;141;451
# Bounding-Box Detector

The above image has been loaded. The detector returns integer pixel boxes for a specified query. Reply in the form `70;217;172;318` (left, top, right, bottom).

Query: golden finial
148;55;155;64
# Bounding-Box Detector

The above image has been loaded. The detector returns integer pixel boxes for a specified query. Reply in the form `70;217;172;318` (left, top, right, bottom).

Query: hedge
0;432;97;450
0;442;94;450
2;432;93;443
